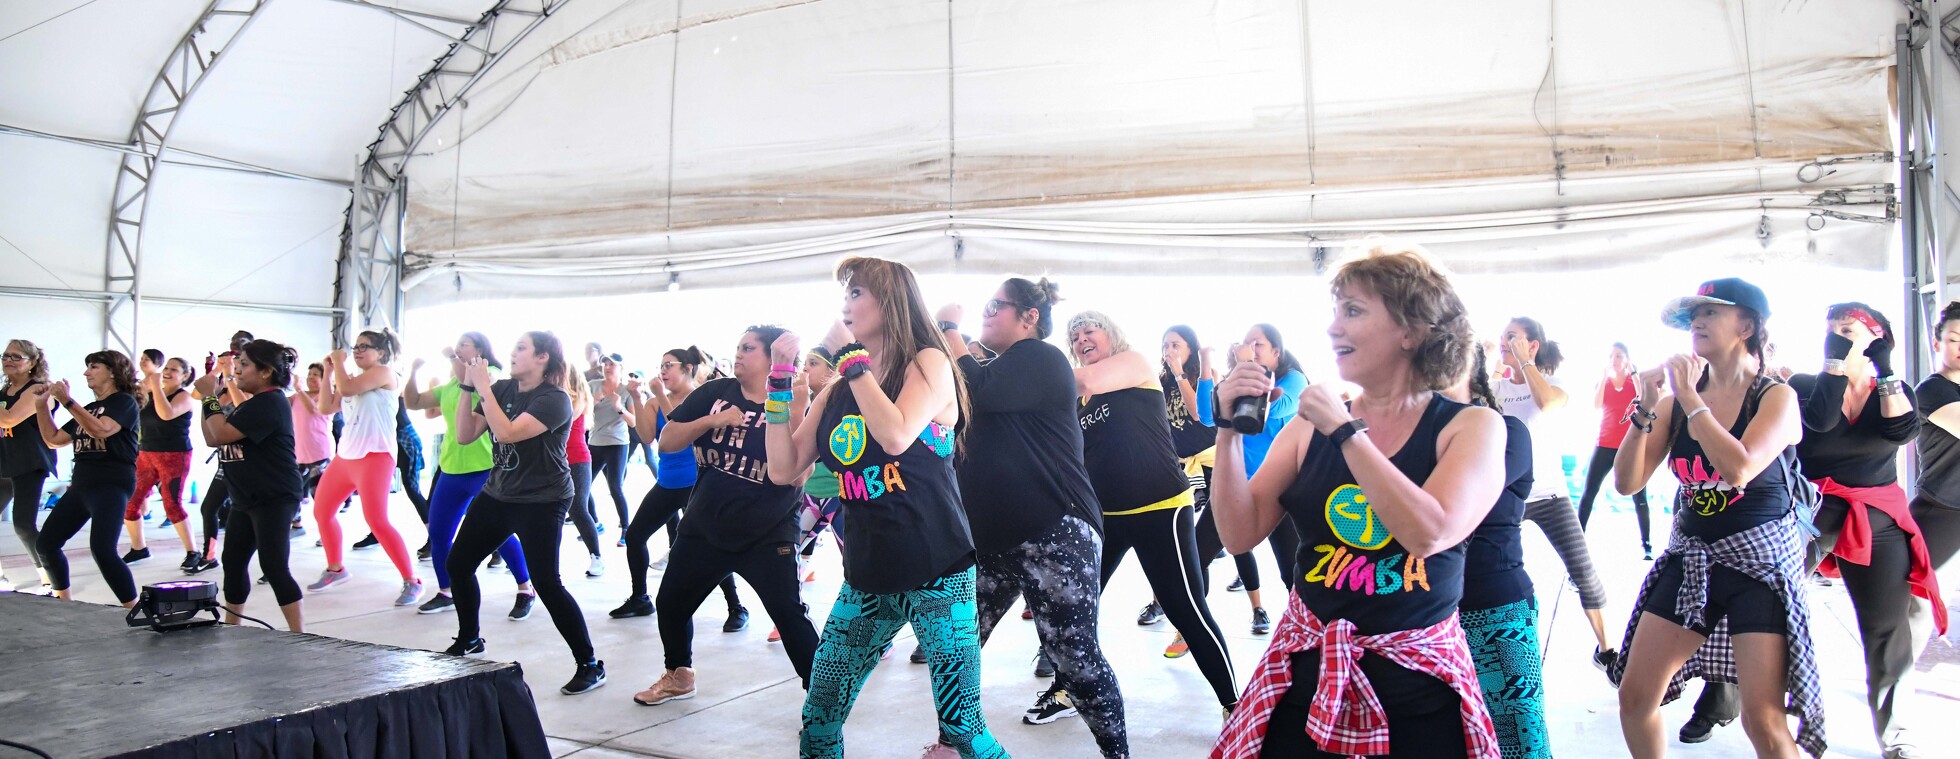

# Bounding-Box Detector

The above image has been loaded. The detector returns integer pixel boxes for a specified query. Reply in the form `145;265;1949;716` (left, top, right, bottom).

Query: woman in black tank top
1608;278;1814;759
1066;310;1238;714
764;256;1005;759
1209;246;1507;758
122;354;199;567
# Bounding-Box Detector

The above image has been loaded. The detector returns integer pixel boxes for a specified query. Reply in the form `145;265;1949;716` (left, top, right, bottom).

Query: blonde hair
1064;310;1131;366
3;339;48;391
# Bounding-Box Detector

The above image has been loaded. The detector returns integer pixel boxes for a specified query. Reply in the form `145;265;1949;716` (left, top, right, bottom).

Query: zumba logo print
830;414;868;466
1325;483;1390;550
836;462;907;501
1671;454;1742;517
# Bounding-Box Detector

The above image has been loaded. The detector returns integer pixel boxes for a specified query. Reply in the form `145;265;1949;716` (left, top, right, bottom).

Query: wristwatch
1327;418;1369;448
937;320;960;332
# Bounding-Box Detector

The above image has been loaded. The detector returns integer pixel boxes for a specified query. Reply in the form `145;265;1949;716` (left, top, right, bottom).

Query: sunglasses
983;298;1026;317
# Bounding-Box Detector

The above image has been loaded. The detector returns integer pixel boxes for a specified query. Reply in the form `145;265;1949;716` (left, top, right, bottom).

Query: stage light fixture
125;580;221;632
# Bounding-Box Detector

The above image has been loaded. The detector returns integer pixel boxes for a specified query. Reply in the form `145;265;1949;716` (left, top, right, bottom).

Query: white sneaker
586;554;605;578
650;555;668;572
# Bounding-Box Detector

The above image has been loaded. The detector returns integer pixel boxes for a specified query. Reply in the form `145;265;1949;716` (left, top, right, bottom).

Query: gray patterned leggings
1523;495;1607;610
975;515;1129;758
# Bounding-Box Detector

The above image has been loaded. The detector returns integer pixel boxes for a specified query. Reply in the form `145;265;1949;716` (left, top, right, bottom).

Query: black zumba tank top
819;386;975;595
1668;378;1792;542
1279;394;1468;635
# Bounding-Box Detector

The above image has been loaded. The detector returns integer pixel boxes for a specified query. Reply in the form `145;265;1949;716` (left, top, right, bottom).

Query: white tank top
337;382;397;459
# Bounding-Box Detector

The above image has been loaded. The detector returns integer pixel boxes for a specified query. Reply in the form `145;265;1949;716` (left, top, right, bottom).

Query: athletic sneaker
488;554;504;570
650;556;668;571
723;605;750;633
187;556;219;575
1226;577;1245;592
353;533;379;550
1213;547;1228;561
442;636;485;656
609;594;654;618
288;524;305;540
417;543;432;562
179;551;200;571
616;536;626;548
767;626;781;643
1164;634;1189;659
909;644;927;664
1251;607;1271;635
1137;601;1165;626
418;593;456;614
121;547;151;564
561;660;607;695
1020;606;1034;620
917;743;961;759
509;592;535;620
586;554;605;578
633;667;696;705
1023;684;1077;725
306;568;350;591
394;578;424;606
595;523;606;535
1592;646;1617;672
1033;649;1056;678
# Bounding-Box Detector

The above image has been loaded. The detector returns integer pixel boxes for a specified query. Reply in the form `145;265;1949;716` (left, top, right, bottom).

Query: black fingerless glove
1865;339;1895;378
201;395;224;418
1825;332;1854;361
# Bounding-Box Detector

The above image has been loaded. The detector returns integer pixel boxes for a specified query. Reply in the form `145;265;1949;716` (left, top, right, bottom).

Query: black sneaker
417;593;456;614
723;605;750;633
187;556;219;575
180;551;201;571
609;595;654;619
443;637;486;656
417;543;432;562
289;525;306;540
122;547;151;564
1137;601;1165;626
1678;714;1732;744
1033;649;1056;678
1213;547;1228;561
909;644;927;664
1593;646;1617;672
1022;684;1077;725
352;533;379;550
1226;577;1245;592
489;553;505;570
561;660;607;695
1251;607;1272;635
509;592;535;620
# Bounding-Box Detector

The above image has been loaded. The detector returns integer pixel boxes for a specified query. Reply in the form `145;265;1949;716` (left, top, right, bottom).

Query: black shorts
1640;554;1786;636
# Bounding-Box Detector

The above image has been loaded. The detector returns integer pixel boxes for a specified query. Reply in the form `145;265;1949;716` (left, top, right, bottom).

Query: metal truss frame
100;0;275;354
1899;2;1957;381
331;0;569;347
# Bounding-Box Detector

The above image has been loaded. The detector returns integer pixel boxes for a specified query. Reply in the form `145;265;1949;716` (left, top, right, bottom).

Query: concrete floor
5;463;1959;758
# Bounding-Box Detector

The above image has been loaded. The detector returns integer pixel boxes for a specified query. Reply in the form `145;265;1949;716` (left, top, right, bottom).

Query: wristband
764;400;791;424
1823;359;1845;374
201;396;224;418
937;320;959;332
1877;378;1904;397
768;375;793;392
458;383;477;394
768;389;793;403
771;364;797;375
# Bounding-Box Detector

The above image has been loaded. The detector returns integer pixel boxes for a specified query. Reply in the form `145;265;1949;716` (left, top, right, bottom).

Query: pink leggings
314;451;414;579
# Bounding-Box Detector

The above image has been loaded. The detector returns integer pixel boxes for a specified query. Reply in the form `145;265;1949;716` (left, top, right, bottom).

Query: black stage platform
0;593;549;758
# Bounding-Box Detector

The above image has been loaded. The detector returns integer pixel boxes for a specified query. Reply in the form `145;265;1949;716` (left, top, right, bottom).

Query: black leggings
623;484;738;604
590;444;631;528
1099;505;1237;708
1191;467;1260;592
222;502;302;606
654;533;816;681
2;471;49;569
38;477;138;603
397;452;429;526
447;494;595;663
1267;514;1301;590
1576;445;1650;551
567;461;601;556
199;471;230;551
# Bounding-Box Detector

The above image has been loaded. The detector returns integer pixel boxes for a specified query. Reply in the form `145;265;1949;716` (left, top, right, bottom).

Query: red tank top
567;413;591;464
1597;378;1636;448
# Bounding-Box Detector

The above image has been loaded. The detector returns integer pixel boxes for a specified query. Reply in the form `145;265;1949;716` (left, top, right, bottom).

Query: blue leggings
428;469;529;589
1461;598;1550;759
800;566;1005;759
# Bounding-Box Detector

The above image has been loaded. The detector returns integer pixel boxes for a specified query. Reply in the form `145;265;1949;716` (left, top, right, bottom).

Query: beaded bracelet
835;347;872;381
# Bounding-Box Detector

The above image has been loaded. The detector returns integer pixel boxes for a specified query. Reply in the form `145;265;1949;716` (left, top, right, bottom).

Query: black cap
1661;277;1771;330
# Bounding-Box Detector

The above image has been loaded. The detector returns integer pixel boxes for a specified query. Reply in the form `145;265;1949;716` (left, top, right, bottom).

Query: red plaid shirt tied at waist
1813;477;1948;635
1211;590;1498;759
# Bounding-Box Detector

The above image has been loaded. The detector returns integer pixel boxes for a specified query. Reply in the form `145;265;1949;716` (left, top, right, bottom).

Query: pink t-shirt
290;392;334;465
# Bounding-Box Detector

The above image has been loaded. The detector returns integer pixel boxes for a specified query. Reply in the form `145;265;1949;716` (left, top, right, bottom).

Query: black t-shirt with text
63;392;140;483
671;378;799;551
0;381;56;477
218;389;303;507
476;379;575;503
1162;368;1215;460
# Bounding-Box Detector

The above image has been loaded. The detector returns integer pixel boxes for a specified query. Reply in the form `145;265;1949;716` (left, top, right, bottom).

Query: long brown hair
84;350;140;396
524;330;572;393
835;256;972;433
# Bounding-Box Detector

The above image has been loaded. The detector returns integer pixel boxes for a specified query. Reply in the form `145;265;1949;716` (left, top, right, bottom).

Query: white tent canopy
3;0;1955;359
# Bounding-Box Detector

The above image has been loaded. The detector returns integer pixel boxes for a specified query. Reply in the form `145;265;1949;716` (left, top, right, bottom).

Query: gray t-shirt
587;378;630;446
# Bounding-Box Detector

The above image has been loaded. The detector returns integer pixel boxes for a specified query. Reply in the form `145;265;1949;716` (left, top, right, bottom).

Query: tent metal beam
320;0;480;27
332;0;570;348
1899;5;1951;385
101;0;275;355
0;123;350;188
0;286;348;317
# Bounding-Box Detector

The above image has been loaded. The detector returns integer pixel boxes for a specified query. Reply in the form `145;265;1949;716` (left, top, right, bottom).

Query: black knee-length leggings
447;494;596;664
199;470;229;551
623;484;739;605
222;501;302;606
1190;467;1261;592
37;477;138;603
1100;504;1237;708
2;471;49;569
654;533;816;681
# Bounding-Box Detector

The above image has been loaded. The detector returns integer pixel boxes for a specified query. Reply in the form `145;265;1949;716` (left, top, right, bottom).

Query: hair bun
1035;278;1062;306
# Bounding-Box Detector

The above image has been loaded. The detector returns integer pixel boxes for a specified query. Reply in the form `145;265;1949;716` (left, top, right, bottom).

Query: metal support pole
1901;23;1926;384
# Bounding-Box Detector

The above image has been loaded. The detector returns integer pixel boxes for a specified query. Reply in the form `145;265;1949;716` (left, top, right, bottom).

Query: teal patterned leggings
1460;597;1552;759
799;566;1007;759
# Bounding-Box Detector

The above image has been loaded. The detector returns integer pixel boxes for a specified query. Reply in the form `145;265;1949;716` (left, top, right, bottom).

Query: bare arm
1343;407;1505;558
658;411;733;453
852;349;958;456
333;361;395;397
477;397;548;444
402;362;439;412
1592;379;1607;411
151;386;195;421
1520;364;1568;411
33;395;73;448
201;404;249;446
0;384;40;428
312;380;341;416
1073;350;1155;398
1682;384;1801;486
1211;421;1307;555
766;383;835;486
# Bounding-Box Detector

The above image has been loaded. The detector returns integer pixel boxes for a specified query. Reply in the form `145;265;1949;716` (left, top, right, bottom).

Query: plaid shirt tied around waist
1211;590;1498;759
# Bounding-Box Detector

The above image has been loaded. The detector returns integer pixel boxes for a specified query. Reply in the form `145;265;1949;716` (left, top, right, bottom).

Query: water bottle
1229;368;1272;434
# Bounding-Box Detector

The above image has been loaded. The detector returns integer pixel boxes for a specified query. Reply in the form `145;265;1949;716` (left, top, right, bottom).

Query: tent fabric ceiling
0;0;1947;325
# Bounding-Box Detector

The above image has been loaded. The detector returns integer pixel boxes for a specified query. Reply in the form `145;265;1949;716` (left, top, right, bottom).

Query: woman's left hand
48;379;72;405
467;358;494;390
1296;383;1354;436
1664;353;1707;401
823;321;856;353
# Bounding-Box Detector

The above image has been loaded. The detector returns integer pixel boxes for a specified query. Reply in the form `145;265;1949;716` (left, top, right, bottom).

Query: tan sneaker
633;667;696;705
